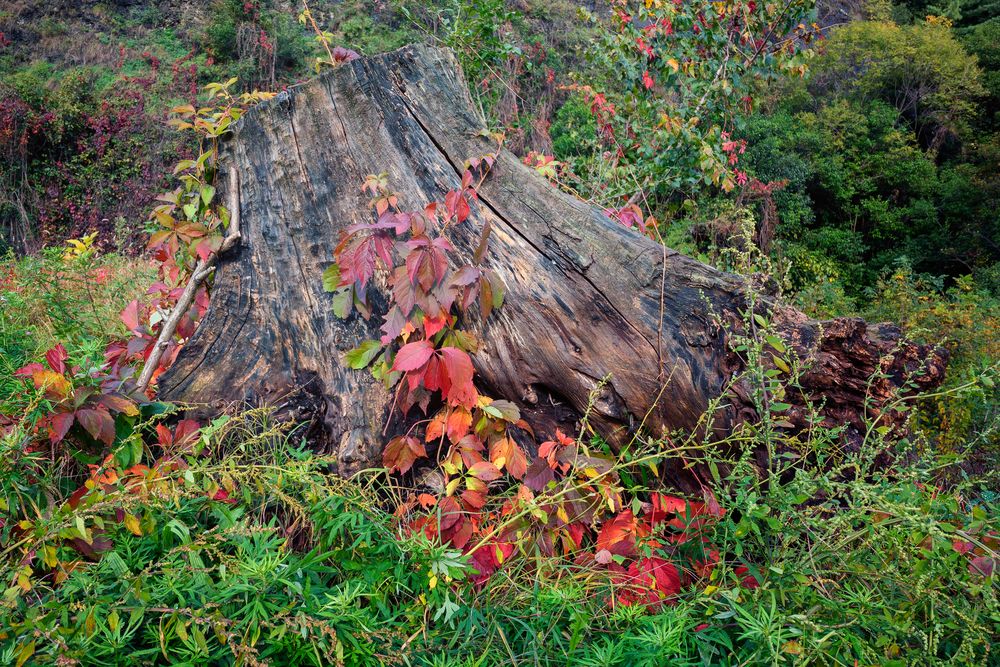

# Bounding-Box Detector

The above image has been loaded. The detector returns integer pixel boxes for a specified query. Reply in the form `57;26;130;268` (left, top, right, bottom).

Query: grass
0;247;153;408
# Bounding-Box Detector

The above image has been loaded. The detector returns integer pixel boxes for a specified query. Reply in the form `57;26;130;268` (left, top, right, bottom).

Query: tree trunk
159;44;946;475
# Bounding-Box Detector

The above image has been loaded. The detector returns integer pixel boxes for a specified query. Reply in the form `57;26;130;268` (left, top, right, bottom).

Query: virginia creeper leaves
393;340;436;372
383;435;426;475
343;340;382;369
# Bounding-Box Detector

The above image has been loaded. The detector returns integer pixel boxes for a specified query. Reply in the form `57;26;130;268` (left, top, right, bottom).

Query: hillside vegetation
0;0;998;665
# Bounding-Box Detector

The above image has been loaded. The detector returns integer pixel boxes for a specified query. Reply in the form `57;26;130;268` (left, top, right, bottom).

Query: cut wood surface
159;44;947;474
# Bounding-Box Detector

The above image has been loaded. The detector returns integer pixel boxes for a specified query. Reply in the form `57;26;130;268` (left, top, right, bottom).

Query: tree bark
159;44;947;475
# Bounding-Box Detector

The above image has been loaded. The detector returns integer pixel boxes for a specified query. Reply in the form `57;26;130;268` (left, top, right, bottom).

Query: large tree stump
159;44;946;474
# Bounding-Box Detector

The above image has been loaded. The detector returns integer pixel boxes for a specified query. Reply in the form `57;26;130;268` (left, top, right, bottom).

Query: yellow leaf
667;58;680;72
15;640;34;667
124;513;143;536
782;640;803;655
33;370;71;399
557;505;570;524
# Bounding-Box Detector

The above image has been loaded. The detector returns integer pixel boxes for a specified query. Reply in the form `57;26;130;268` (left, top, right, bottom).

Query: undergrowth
1;241;996;665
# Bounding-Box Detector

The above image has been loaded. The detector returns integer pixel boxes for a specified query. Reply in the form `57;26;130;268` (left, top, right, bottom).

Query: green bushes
0;421;439;666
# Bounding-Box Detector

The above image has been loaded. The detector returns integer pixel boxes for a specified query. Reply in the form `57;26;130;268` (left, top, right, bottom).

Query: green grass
0;248;153;408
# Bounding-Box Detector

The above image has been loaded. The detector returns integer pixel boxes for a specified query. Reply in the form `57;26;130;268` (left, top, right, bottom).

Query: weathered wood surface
159;44;946;473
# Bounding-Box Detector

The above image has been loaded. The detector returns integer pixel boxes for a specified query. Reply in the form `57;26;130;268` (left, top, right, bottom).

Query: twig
136;168;242;393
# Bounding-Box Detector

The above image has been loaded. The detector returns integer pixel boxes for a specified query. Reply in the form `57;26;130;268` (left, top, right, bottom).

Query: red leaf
423;311;449;338
735;565;760;589
195;239;214;262
76;408;116;446
456;434;485;466
419;356;445;394
969;556;995;578
447;407;472;443
155;423;173;448
952;540;975;555
438;495;464;531
425;410;447;442
505;442;528;480
331;46;361;63
66;484;89;509
449;265;481;288
94;393;137;416
596;510;638;554
14;362;44;378
48;412;74;444
468;540;513;582
447;515;474;549
393;340;435;372
46;344;68;375
121;300;141;332
212;489;237;504
566;521;585;548
633;556;680;598
445;190;471;223
490;435;528;479
381;307;407;344
461;489;488;509
439;347;477;408
524;457;556;491
173;419;202;449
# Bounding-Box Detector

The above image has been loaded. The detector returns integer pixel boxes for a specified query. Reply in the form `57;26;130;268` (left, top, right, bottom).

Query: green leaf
322;264;342;292
772;354;790;374
343;340;382;369
332;288;352;318
200;184;215;207
487;270;505;309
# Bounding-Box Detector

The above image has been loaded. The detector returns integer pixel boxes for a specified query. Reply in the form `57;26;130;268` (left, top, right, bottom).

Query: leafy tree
961;18;1000;128
811;18;985;149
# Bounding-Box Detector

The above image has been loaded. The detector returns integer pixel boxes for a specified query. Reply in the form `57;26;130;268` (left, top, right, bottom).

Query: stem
137;169;242;393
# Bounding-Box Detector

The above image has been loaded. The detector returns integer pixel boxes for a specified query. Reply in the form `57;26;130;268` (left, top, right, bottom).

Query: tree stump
159;44;947;474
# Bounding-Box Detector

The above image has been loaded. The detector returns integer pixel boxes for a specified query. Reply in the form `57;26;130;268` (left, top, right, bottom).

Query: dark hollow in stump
159;44;947;475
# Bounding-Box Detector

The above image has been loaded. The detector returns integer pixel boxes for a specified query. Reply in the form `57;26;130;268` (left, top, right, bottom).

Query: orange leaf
383;435;427;475
426;410;447;443
490;436;528;480
447;407;472;443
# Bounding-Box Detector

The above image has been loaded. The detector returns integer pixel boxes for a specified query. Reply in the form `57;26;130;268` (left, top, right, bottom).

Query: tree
812;18;985;149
